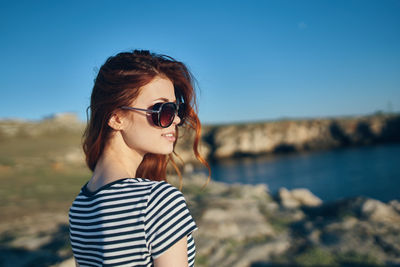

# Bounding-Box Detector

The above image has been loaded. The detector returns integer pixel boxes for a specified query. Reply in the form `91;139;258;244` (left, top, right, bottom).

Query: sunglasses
120;102;185;128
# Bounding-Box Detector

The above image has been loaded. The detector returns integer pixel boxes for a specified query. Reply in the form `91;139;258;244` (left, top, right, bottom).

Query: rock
232;183;270;200
182;176;287;266
291;197;400;266
222;233;291;267
360;199;400;223
278;187;322;209
316;218;399;264
199;198;275;241
291;188;323;207
389;199;400;213
279;187;301;209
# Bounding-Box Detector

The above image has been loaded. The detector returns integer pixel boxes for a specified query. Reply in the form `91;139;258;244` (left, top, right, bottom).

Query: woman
69;50;209;267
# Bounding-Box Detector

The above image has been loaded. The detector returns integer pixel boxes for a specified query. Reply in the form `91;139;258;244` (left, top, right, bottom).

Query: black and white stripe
69;178;197;267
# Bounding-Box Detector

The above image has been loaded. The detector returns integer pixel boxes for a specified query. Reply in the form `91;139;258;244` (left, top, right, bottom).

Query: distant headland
1;112;399;164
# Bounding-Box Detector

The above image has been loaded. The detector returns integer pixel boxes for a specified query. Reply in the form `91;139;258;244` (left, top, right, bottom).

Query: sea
199;143;400;203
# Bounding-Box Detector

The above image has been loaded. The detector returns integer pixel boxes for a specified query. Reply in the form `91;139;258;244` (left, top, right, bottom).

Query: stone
224;234;291;267
389;199;400;214
291;188;323;207
278;187;322;209
361;199;400;223
199;198;275;241
279;187;300;209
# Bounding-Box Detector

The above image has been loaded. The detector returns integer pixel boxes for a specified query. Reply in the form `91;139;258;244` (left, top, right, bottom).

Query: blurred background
1;0;399;266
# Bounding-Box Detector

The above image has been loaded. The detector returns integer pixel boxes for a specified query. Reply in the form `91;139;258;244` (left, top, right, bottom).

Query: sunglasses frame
120;102;184;128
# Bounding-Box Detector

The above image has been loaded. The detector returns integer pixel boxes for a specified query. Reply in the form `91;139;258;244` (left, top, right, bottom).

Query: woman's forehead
135;77;175;104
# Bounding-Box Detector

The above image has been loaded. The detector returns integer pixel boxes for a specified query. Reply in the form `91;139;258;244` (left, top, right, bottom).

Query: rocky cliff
1;113;399;165
175;113;400;163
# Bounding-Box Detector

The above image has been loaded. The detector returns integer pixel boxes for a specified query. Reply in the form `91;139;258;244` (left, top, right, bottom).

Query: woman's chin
155;146;174;155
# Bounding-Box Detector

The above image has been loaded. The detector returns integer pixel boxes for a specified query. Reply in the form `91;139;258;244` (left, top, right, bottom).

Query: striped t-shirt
69;178;198;267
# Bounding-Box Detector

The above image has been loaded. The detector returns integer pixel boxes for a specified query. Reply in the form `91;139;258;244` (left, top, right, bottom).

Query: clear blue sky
1;0;399;124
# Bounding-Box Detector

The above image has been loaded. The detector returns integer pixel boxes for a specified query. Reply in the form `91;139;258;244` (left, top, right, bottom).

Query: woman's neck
87;133;144;192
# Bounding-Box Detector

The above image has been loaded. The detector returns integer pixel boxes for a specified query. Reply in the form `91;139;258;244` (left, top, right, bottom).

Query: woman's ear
108;112;124;130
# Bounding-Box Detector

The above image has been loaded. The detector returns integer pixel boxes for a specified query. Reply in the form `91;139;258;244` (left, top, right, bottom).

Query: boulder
278;187;322;209
199;198;275;241
291;188;323;207
361;199;400;223
279;187;301;209
389;199;400;213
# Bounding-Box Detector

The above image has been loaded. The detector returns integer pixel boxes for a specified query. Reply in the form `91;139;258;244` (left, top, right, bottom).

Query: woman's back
69;178;197;267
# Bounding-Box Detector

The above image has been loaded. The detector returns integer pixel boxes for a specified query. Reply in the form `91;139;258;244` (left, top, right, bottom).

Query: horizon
1;1;399;124
1;110;398;127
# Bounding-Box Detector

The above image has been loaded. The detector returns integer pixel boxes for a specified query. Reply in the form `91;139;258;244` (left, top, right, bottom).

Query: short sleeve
145;181;198;259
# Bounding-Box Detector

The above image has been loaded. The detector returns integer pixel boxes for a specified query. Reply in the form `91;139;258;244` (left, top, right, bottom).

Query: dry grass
0;123;90;266
0;124;89;225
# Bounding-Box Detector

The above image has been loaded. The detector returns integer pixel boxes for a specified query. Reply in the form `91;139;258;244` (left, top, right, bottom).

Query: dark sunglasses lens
159;103;176;127
151;103;163;126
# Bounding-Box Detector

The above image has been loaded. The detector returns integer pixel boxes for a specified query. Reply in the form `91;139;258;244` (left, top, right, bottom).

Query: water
200;143;400;202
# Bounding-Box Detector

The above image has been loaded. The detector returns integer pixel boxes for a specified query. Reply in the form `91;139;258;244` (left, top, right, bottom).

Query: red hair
83;50;210;186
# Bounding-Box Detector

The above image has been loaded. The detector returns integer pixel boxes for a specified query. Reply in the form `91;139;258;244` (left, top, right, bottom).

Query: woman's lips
161;132;176;142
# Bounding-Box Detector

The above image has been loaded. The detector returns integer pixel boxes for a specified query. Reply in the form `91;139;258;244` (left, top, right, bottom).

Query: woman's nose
172;112;181;125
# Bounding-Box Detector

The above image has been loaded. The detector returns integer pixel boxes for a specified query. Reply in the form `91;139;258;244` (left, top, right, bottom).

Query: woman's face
120;76;181;156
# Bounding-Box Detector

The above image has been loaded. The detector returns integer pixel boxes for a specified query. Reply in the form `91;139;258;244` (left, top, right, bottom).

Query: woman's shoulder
111;177;181;201
145;179;188;211
146;179;183;197
71;178;184;213
131;178;181;194
111;178;184;202
144;179;197;259
77;177;169;198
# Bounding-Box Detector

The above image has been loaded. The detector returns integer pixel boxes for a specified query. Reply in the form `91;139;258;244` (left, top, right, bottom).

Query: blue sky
1;0;399;124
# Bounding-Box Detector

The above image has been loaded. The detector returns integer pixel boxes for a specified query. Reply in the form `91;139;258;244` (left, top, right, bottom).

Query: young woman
69;50;209;267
